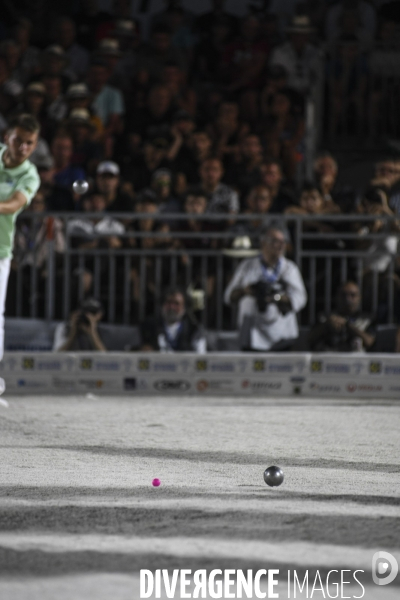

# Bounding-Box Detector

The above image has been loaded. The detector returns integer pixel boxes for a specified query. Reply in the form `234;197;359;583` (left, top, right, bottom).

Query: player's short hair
7;113;40;134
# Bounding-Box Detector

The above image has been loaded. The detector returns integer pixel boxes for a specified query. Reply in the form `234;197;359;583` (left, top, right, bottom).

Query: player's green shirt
0;143;40;259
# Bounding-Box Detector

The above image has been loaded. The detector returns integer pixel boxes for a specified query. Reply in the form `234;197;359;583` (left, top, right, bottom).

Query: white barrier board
1;352;400;398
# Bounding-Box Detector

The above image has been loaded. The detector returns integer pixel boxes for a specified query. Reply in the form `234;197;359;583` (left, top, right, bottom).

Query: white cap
97;161;120;176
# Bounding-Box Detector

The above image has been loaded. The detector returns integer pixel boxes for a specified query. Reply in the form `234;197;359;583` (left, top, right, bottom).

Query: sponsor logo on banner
124;378;148;391
196;379;236;392
153;362;178;372
241;380;282;391
138;359;150;371
53;378;76;391
267;362;294;373
36;360;63;371
347;383;382;393
389;385;400;392
309;382;341;393
195;359;243;373
310;360;323;373
80;358;93;370
369;361;382;374
17;379;47;389
93;361;120;372
79;379;105;389
22;357;35;370
196;359;207;371
253;359;265;372
197;380;209;391
384;365;400;376
154;380;191;392
325;363;351;374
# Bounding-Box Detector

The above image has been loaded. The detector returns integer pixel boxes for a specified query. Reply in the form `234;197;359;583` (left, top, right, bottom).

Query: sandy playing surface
0;395;399;599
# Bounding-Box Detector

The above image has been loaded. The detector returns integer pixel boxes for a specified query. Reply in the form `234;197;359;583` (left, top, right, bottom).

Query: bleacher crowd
1;0;400;351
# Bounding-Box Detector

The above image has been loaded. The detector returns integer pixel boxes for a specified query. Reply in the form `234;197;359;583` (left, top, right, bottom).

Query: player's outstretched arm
0;191;30;215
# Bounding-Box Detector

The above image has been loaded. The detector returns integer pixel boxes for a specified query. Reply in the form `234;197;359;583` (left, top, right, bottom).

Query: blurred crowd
2;0;400;346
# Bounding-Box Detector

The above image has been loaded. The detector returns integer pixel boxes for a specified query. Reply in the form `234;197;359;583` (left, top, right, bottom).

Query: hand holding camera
250;281;292;315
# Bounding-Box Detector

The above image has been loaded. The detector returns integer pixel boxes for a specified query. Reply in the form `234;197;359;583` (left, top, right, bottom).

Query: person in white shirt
224;223;307;351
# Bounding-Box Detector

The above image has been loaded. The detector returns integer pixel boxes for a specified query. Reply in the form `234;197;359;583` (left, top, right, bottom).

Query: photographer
309;282;376;352
224;224;307;351
54;298;106;351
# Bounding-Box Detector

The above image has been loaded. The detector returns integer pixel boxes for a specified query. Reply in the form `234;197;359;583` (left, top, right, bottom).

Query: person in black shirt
309;281;376;352
95;161;134;213
139;287;206;352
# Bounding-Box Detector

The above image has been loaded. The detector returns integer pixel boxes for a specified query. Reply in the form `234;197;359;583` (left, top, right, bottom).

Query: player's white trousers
0;257;11;361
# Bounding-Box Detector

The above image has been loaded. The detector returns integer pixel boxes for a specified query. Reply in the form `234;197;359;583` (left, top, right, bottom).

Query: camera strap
259;256;283;284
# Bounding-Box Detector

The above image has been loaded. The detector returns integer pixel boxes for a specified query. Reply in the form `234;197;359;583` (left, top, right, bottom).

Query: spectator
136;23;187;82
224;223;307;351
65;84;104;137
309;281;376;352
11;19;40;86
172;190;217;298
221;14;270;121
161;61;197;116
285;182;340;219
374;158;400;216
327;34;369;138
54;16;90;81
194;0;239;43
9;189;65;317
192;15;233;86
42;74;68;125
95;161;134;212
207;100;249;163
128;194;173;312
353;185;400;274
261;87;305;183
37;154;76;212
87;59;124;136
67;108;103;174
139;286;206;352
138;168;181;214
198;157;239;215
225;133;264;200
314;151;356;213
240;185;274;244
126;84;174;152
52;133;86;190
54;297;106;351
39;45;76;91
325;0;376;46
172;129;213;185
269;15;322;95
259;159;294;213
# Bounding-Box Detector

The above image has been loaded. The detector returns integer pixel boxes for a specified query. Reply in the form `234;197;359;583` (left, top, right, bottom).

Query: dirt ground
0;395;399;600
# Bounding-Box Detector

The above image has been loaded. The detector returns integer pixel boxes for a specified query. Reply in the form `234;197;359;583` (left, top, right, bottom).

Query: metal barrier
8;212;400;328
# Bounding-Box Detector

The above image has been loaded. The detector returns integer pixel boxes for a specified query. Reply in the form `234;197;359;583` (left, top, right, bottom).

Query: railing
9;213;400;329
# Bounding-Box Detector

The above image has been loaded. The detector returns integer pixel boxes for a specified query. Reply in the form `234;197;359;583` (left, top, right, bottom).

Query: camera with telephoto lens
251;281;290;314
76;298;102;327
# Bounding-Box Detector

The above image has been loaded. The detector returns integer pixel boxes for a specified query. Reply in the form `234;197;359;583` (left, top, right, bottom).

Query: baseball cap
66;83;89;99
44;45;68;60
98;38;121;56
97;161;120;176
25;82;46;95
68;108;93;125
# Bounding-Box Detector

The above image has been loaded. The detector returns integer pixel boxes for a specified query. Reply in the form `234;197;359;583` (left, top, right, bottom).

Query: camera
251;281;291;314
